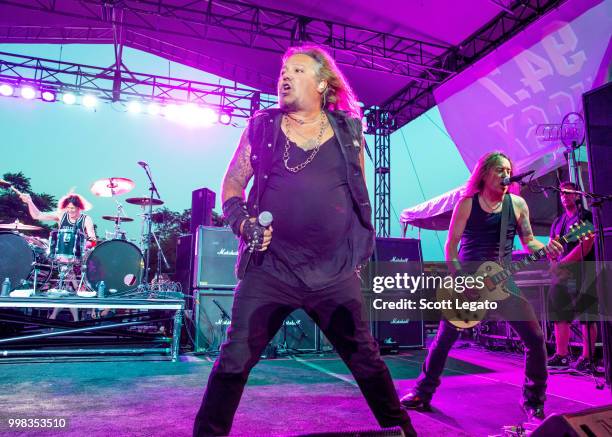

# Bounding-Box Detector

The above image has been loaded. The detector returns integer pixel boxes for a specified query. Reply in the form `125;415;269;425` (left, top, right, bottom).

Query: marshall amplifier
365;237;425;349
193;226;239;289
195;290;320;352
270;309;318;352
195;290;234;352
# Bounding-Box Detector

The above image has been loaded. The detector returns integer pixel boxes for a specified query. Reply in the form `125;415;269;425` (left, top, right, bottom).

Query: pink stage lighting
20;86;36;100
41;90;57;102
0;84;14;97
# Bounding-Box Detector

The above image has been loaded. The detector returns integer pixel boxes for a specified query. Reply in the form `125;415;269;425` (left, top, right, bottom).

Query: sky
1;43;469;261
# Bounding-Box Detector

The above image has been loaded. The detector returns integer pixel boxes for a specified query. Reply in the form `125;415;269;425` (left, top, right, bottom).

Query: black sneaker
547;353;570;369
571;357;593;373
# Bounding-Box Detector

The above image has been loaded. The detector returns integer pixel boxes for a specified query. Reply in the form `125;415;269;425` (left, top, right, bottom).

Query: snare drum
83;240;144;293
49;228;85;263
0;232;51;291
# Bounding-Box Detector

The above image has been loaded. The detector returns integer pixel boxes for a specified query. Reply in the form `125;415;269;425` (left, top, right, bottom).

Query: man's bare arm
221;125;254;204
516;195;564;257
445;197;472;272
515;196;542;253
19;193;59;222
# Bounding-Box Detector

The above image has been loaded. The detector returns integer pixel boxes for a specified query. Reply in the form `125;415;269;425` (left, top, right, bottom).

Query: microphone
501;170;535;186
258;211;273;227
137;161;148;168
212;299;231;321
253;211;273;266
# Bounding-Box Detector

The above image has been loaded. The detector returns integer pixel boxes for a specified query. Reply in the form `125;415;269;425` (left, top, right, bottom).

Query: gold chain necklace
283;113;326;173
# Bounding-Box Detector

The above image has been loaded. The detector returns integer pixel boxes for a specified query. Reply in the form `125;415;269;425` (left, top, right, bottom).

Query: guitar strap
498;193;511;263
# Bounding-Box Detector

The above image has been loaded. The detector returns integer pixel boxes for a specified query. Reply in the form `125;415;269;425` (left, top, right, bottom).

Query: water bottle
97;280;106;298
1;277;11;297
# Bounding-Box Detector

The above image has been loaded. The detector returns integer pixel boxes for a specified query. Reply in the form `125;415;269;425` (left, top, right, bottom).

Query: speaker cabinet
364;238;425;349
174;234;192;295
193;226;239;289
531;405;612;437
194;290;321;353
190;188;216;235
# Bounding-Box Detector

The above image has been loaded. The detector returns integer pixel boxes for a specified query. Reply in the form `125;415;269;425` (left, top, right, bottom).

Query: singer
193;45;416;437
400;151;563;422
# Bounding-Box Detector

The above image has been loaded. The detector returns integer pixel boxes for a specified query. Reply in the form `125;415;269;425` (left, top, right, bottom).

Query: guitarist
547;181;597;373
400;151;563;421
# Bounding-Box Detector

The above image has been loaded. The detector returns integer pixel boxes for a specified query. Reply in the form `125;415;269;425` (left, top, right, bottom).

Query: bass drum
83;240;144;294
0;232;50;291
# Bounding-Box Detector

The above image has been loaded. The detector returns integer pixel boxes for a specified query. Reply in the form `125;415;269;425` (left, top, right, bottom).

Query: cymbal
90;177;135;197
126;197;164;207
0;220;43;231
102;215;134;223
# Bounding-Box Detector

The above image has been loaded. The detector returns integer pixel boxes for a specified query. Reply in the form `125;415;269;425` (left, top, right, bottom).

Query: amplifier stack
180;227;425;353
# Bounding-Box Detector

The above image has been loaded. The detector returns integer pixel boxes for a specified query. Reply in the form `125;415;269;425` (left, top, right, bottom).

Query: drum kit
0;176;168;297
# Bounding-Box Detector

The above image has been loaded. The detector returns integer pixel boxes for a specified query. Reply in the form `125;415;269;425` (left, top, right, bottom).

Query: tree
0;172;56;238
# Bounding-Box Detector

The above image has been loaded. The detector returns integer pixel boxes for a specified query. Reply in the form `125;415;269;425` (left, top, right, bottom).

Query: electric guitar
437;219;594;329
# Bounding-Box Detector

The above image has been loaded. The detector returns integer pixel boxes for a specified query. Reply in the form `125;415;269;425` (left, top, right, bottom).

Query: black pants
413;293;548;407
194;268;412;436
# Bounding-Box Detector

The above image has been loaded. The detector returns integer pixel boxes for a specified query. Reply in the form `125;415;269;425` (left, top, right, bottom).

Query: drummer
20;191;96;244
19;191;97;321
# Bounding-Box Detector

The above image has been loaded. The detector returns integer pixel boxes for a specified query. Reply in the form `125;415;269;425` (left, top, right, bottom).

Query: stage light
219;112;232;125
128;101;142;114
20;86;36;100
62;93;76;105
147;103;160;116
82;94;97;108
201;107;218;126
163;103;179;120
0;84;14;97
41;90;57;102
179;103;205;126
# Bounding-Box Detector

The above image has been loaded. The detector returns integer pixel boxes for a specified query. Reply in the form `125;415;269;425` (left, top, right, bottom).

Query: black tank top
256;131;355;290
458;193;517;263
59;212;87;233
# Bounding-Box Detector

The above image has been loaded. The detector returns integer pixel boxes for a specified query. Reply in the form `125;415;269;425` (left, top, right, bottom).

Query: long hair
463;151;517;197
57;192;92;211
282;45;362;118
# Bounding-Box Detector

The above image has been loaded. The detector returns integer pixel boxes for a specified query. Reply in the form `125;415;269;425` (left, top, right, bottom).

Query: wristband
222;196;250;236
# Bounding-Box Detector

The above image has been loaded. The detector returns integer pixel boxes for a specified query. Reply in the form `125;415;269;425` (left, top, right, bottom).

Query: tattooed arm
221;125;254;204
514;195;563;257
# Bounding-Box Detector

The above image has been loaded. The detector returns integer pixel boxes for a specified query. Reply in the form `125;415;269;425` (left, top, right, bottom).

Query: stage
1;343;608;436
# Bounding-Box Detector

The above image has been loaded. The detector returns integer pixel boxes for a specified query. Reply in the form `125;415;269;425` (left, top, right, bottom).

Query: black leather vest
234;108;375;279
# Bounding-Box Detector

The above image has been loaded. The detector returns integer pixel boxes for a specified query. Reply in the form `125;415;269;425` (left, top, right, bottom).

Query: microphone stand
140;164;162;286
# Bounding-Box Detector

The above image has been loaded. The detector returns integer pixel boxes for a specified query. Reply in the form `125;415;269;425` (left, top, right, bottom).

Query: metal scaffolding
0;51;277;118
366;109;394;237
381;0;566;130
0;0;452;83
